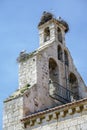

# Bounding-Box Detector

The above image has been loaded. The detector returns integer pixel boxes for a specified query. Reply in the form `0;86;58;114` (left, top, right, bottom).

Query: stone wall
26;115;87;130
18;55;37;89
3;97;24;130
25;117;87;130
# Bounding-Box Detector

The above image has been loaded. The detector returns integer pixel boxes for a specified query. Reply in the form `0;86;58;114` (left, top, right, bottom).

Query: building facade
3;12;87;130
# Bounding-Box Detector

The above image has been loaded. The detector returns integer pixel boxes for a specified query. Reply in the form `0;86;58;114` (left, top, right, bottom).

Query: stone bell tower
3;12;87;130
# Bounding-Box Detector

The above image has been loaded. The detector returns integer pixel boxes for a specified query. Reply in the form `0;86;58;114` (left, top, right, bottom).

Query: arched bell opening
57;27;62;43
58;45;63;62
44;27;50;42
64;50;69;66
49;58;59;99
49;58;59;83
69;72;79;100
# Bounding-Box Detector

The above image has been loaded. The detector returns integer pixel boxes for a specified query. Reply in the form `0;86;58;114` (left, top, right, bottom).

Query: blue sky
0;0;87;129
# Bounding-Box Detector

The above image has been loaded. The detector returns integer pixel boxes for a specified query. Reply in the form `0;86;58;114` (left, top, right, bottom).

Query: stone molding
21;98;87;127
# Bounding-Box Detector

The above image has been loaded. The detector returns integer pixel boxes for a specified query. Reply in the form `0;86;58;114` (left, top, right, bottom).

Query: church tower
3;12;87;130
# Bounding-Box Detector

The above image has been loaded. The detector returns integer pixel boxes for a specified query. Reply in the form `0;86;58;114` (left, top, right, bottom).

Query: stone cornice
21;98;87;127
38;18;67;32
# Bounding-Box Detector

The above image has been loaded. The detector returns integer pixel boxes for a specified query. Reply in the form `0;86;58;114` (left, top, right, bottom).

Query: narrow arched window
69;73;79;100
49;58;59;98
49;58;59;82
44;27;50;42
64;50;69;66
57;27;62;43
58;45;63;62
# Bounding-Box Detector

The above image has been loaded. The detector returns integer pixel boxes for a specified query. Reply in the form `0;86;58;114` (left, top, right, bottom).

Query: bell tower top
38;11;69;47
38;11;53;26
